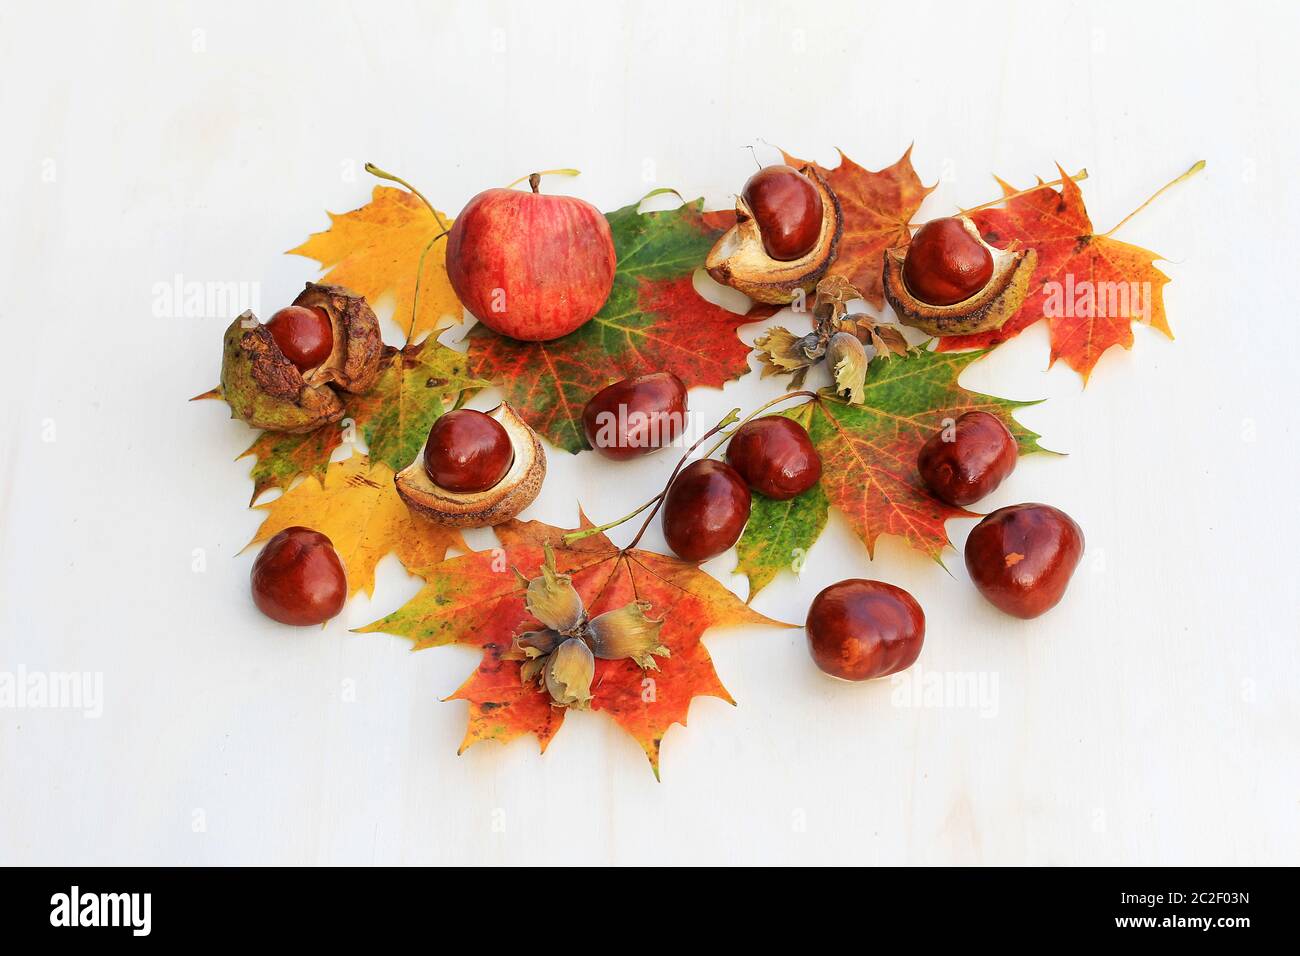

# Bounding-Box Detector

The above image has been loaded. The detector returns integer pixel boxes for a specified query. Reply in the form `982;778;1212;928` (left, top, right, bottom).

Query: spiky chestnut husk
219;312;345;434
291;282;382;393
218;283;383;433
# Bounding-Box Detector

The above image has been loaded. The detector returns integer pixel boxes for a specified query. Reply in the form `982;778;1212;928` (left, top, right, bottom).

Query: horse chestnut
805;579;924;681
661;460;751;562
965;504;1084;619
742;165;824;261
917;411;1018;507
581;372;687;461
266;305;333;373
423;409;514;494
251;527;348;626
725;417;821;500
903;217;995;306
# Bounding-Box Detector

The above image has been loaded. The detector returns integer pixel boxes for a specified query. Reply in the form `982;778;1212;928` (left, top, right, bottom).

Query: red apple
445;174;617;341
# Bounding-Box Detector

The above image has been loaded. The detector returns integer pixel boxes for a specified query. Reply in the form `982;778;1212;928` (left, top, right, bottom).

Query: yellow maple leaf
247;452;464;597
288;185;462;345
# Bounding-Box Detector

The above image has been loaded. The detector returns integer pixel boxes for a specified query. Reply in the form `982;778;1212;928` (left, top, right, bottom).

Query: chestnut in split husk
661;459;751;562
423;409;515;494
917;411;1018;507
883;216;1036;336
251;527;348;626
266;305;333;373
725;416;821;500
965;503;1084;619
219;282;382;433
706;164;843;304
395;403;546;528
805;579;925;681
742;164;825;261
581;372;688;461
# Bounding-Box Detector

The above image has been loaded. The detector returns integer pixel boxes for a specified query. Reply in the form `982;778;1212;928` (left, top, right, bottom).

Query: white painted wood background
1;0;1296;865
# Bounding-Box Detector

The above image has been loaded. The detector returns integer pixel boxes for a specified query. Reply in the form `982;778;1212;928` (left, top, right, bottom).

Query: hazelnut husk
394;402;546;528
503;544;669;710
882;217;1036;336
705;165;843;304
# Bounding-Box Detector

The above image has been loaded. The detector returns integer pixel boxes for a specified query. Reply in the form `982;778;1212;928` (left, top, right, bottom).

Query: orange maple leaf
782;146;935;309
288;185;461;345
358;516;788;777
938;166;1176;381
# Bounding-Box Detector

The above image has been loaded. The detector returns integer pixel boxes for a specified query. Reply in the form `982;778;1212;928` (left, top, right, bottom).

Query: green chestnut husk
219;312;345;434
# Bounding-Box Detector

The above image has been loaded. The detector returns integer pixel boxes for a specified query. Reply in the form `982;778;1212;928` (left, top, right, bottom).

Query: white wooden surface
1;0;1297;866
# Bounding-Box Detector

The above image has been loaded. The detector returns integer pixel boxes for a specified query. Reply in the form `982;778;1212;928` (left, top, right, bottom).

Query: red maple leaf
937;166;1174;381
782;146;935;309
358;516;786;777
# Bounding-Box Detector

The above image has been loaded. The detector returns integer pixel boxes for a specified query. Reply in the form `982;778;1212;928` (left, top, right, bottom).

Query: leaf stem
1102;160;1205;239
958;168;1089;217
564;409;740;547
625;409;740;551
365;162;449;231
406;228;451;344
564;390;819;550
699;390;818;460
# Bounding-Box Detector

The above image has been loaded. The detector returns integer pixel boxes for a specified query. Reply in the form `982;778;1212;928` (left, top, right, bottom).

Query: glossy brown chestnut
251;527;348;626
903;217;995;306
423;408;515;494
965;504;1084;619
581;372;688;461
741;164;824;261
917;411;1018;507
266;305;333;373
805;579;925;681
725;416;822;500
661;459;751;562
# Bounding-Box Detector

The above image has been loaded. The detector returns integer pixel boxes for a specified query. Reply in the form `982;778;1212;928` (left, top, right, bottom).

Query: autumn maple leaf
289;185;461;345
937;166;1175;381
358;515;788;777
781;146;935;310
247;452;464;596
733;348;1047;597
467;198;779;453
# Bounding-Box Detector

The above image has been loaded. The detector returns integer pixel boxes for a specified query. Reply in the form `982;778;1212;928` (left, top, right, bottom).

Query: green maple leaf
733;403;830;601
734;348;1049;589
809;348;1047;561
467;199;776;453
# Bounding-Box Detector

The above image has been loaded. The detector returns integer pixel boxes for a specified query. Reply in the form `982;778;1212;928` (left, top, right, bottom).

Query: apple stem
1102;160;1205;239
505;168;582;190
